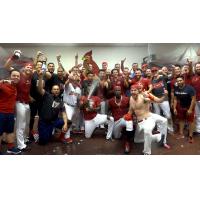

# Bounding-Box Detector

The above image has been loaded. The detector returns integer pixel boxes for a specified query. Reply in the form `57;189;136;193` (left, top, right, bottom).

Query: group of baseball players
0;49;199;155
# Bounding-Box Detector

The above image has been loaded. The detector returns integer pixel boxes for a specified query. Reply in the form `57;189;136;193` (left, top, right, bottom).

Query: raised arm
57;54;64;69
37;69;45;96
4;50;22;71
121;58;126;72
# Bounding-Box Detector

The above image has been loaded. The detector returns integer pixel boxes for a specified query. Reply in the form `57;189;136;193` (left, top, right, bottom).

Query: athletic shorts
176;104;195;122
0;113;15;135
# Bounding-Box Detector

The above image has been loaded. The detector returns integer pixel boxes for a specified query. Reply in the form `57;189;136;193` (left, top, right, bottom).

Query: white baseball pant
113;118;133;139
134;113;168;155
153;100;174;133
195;101;200;132
15;102;30;150
84;114;114;139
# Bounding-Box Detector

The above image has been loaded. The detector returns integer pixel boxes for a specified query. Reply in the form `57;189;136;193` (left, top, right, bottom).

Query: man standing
63;74;82;135
151;67;174;134
4;52;33;150
29;61;51;141
0;69;21;154
174;76;196;142
131;68;152;92
191;62;200;134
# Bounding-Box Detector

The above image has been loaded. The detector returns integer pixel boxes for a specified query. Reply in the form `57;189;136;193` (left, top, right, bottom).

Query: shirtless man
129;84;170;155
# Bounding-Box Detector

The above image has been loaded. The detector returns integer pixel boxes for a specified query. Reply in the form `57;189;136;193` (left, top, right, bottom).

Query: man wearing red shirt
108;86;130;139
5;54;34;150
108;86;134;153
131;68;152;92
79;95;114;139
0;69;21;154
109;68;128;97
191;62;200;133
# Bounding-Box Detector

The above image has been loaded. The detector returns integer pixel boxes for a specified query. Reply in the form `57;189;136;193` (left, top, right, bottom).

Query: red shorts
176;104;195;122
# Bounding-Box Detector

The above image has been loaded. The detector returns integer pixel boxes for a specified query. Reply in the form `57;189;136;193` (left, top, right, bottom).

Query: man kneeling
37;69;72;145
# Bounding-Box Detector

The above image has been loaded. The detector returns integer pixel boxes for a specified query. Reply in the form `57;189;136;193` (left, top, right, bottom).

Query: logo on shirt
52;101;60;108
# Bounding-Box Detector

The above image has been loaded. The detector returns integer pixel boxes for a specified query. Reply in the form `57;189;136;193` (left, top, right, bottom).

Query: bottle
42;62;46;72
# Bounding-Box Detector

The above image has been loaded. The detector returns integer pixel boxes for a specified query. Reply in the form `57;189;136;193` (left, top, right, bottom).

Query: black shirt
151;76;167;98
39;91;65;123
30;71;45;101
45;73;57;93
174;85;196;108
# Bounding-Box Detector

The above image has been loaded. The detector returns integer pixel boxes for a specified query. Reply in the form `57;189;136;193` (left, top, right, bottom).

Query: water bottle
42;62;46;72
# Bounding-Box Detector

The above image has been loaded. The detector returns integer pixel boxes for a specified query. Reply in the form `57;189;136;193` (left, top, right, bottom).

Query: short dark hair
47;62;55;66
87;71;94;76
10;68;20;75
195;62;200;67
174;64;181;68
135;68;142;73
99;69;105;73
176;75;184;80
111;68;118;74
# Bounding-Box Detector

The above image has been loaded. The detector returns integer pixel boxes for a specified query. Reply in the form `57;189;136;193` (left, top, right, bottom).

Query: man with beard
4;51;34;150
37;69;71;145
174;76;196;142
191;62;200;134
151;67;174;134
129;84;170;155
63;74;82;138
29;61;52;141
0;69;21;154
108;86;134;153
130;68;152;92
79;91;114;140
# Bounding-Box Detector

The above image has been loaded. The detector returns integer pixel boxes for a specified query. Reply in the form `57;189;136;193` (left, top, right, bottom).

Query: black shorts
0;113;15;135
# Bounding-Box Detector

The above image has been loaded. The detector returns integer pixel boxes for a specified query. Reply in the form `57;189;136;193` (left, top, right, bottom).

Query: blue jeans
38;118;64;145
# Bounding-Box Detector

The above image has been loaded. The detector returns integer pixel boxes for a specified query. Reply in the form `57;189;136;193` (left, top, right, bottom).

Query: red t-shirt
16;73;31;103
131;77;150;91
0;83;17;113
191;75;200;101
184;74;193;85
108;96;129;121
80;96;101;120
110;76;126;94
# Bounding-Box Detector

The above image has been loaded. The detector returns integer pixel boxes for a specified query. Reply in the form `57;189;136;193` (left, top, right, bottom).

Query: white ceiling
0;43;148;47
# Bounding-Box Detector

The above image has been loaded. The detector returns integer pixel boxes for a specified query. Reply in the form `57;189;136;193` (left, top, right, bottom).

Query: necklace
115;96;122;107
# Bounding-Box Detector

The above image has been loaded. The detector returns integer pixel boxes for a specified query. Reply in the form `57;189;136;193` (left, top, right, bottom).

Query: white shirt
63;83;81;106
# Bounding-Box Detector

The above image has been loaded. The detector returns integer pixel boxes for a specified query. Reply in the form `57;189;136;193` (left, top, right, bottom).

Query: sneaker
7;147;21;155
61;137;73;144
163;143;171;149
31;130;39;143
143;152;151;155
124;142;130;154
189;136;194;143
20;146;31;152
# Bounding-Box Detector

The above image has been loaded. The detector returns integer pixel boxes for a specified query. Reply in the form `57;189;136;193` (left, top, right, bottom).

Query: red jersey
0;83;17;113
191;75;200;101
108;96;129;121
80;96;101;120
110;76;126;94
16;73;31;103
131;77;150;91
